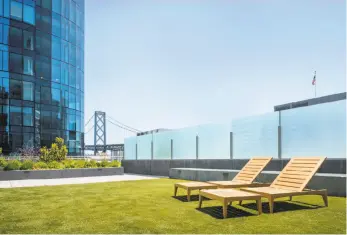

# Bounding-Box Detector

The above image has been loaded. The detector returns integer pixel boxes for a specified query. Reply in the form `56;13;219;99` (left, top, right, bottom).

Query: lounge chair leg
223;200;228;219
174;186;178;196
268;197;274;213
198;195;203;208
187;189;191;202
289;196;292;201
256;199;262;215
239;200;242;205
322;191;328;207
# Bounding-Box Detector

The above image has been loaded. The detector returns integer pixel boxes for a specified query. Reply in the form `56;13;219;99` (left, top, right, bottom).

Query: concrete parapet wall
0;167;124;181
122;159;346;176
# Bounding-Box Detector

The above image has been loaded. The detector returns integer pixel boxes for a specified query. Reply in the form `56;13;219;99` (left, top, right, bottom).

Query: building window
36;30;51;57
40;86;51;104
35;55;50;80
0;105;9;129
10;1;22;21
41;110;51;129
70;0;76;23
68;114;76;131
76;93;81;111
41;0;51;10
61;17;69;41
69;21;76;45
9;27;22;48
51;111;61;129
23;56;34;75
23;30;34;50
23;4;35;25
52;59;61;83
52;12;61;37
69;43;76;66
61;40;69;63
23;81;34;101
52;36;61;60
0;78;9;99
61;62;69;85
9;53;22;74
36;7;51;33
23;132;34;147
23;107;33;126
10;132;22;151
10;79;22;100
62;89;69;107
69;65;76;88
10;106;21;126
51;88;61;106
52;0;61;14
69;91;75;110
62;0;69;19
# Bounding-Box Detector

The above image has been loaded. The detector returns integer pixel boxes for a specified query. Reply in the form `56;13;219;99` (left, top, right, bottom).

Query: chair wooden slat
270;157;326;191
232;157;272;183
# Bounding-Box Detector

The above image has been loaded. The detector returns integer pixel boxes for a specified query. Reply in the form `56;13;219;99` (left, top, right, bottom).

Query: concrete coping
170;168;346;178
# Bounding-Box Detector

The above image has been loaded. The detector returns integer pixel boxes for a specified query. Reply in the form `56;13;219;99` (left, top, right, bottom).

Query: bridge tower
94;111;106;155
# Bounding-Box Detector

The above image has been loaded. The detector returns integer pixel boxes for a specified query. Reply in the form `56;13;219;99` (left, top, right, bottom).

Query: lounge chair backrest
233;157;273;183
270;157;326;192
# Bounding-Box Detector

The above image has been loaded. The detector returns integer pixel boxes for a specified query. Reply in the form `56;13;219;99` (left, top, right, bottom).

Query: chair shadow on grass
196;205;255;219
241;200;323;214
172;195;211;202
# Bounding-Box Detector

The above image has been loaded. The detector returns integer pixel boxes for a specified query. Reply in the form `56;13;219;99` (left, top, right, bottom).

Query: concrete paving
0;174;164;188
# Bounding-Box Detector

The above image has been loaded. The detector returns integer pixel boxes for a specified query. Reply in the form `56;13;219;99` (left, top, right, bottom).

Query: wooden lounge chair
240;157;328;213
174;157;272;201
198;189;263;219
207;157;273;188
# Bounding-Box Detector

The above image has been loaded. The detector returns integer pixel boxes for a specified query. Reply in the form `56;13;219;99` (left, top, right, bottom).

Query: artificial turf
0;178;345;234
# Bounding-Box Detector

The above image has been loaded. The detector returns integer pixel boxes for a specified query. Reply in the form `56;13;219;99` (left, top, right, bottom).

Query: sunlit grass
0;178;345;234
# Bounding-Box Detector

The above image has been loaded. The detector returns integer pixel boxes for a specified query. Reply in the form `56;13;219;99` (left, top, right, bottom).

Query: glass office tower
0;0;84;155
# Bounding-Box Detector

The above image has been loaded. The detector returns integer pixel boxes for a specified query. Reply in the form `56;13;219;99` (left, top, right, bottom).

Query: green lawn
0;178;345;234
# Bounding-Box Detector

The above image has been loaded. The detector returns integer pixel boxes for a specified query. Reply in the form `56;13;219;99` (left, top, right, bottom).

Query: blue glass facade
0;0;84;155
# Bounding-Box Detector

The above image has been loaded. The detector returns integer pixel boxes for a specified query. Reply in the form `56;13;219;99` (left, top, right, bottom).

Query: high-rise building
0;0;85;155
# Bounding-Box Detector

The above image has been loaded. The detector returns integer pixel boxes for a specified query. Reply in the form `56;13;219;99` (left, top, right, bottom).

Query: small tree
39;137;68;162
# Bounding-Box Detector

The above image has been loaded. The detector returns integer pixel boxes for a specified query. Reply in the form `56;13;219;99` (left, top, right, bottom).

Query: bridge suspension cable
106;115;142;133
85;125;94;135
84;114;95;127
106;118;139;133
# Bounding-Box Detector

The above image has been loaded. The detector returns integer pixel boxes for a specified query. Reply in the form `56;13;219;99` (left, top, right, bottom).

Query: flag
312;72;316;85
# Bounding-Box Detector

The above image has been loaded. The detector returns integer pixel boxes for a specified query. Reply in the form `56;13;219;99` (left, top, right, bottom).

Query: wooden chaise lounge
240;157;328;213
174;157;272;201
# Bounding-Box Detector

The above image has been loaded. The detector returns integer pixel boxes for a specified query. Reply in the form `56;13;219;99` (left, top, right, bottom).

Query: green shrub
4;160;21;171
33;162;48;170
39;137;68;162
0;157;7;167
47;161;64;169
62;159;75;168
99;160;109;167
73;160;86;169
20;160;34;170
109;160;121;167
84;160;97;168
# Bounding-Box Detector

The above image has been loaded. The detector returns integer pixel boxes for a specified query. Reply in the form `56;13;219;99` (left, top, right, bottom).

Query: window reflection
23;30;34;50
23;107;33;126
10;106;21;126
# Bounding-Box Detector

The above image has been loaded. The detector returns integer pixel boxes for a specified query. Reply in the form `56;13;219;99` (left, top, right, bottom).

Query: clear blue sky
84;0;346;144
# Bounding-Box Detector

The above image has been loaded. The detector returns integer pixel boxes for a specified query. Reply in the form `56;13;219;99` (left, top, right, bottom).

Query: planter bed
0;167;124;181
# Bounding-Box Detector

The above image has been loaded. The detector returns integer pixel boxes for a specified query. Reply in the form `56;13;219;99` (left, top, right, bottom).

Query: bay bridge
83;111;142;156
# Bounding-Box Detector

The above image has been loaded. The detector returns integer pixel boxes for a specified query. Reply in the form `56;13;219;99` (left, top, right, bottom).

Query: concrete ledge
122;159;346;176
169;168;346;197
0;167;124;181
